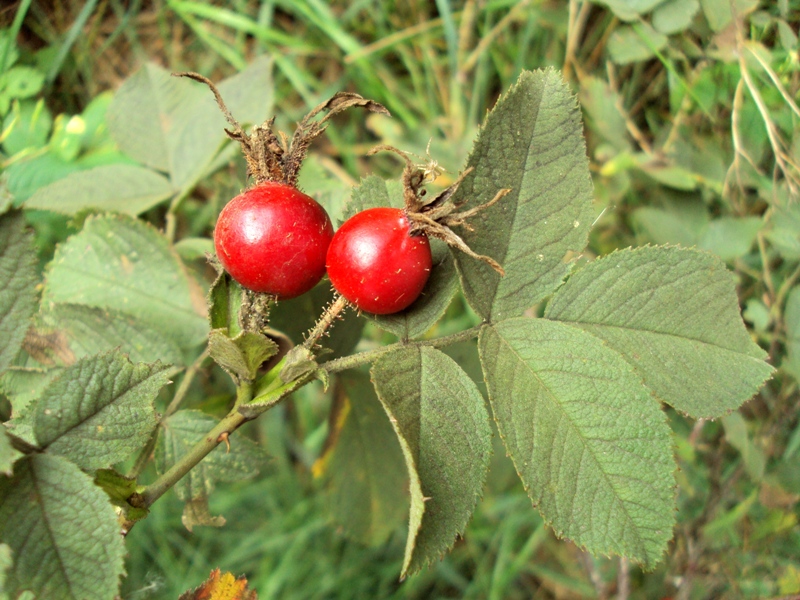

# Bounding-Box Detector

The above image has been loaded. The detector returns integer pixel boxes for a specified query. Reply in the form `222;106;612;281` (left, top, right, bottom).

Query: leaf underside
544;246;773;418
451;68;594;322
479;318;676;568
371;346;492;577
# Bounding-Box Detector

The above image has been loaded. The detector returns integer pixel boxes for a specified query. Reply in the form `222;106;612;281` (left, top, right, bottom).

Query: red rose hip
214;181;334;299
326;207;432;314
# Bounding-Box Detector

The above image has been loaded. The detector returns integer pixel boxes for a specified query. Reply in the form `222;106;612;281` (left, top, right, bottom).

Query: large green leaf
479;318;675;567
155;409;266;502
544;246;772;418
39;303;186;366
106;57;273;189
42;214;208;351
24;165;174;216
314;370;408;546
33;350;172;470
0;454;125;600
371;347;492;577
0;211;38;375
451;69;593;322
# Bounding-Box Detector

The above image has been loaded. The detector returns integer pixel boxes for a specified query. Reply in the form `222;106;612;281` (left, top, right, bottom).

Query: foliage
1;1;798;599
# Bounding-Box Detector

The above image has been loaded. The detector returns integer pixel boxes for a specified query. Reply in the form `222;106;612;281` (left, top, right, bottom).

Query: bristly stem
302;293;349;350
321;324;484;373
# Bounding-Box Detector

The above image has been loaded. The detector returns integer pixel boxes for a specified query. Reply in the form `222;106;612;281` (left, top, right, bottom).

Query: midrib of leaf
493;331;649;557
574;320;767;359
30;459;76;599
50;263;200;321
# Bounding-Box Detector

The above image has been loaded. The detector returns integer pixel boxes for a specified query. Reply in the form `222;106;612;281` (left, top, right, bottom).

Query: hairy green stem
140;408;249;508
321;324;483;373
303;294;349;350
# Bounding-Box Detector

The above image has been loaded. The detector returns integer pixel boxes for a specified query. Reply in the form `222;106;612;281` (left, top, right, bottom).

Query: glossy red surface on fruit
326;207;432;314
214;181;334;299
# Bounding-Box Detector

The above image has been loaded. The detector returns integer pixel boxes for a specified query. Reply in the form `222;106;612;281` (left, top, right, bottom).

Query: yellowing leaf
178;568;257;600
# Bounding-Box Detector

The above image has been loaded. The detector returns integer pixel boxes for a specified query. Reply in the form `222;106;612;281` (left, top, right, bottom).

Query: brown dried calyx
174;72;390;187
369;145;509;275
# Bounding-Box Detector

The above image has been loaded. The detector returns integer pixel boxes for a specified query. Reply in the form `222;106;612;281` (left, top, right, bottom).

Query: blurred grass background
2;0;800;598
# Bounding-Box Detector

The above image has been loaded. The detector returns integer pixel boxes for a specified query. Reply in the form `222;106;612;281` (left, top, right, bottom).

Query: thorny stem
303;294;349;350
321;325;484;374
139;407;249;509
368;144;509;275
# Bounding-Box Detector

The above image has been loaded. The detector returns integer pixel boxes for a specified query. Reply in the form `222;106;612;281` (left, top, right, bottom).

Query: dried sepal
368;145;509;275
173;73;389;187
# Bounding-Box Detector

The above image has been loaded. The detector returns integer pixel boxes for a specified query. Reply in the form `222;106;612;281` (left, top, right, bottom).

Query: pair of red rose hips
214;181;431;314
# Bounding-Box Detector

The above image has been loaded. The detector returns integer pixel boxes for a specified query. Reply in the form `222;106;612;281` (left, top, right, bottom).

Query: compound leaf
371;347;491;577
42;214;208;351
314;370;407;546
479;318;675;568
33;350;173;470
155;409;266;502
544;246;773;418
451;69;593;322
0;454;125;600
0;210;38;375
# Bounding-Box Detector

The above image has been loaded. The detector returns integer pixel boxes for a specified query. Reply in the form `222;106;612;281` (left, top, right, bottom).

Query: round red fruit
326;207;432;314
214;181;334;299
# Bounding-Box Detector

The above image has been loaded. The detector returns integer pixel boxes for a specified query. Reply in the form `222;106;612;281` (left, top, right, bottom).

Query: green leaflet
479;318;676;568
33;350;173;470
314;370;408;546
544;246;773;418
24;165;174;216
371;347;492;577
0;454;125;600
451;69;593;322
42;214;208;351
0;210;38;375
106;57;273;190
